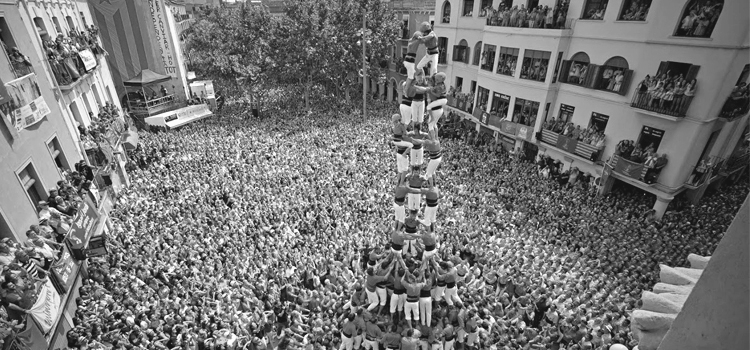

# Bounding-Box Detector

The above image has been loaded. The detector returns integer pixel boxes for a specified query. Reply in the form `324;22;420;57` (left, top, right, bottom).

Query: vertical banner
516;125;533;141
149;0;178;77
4;74;50;131
28;278;61;334
77;49;98;72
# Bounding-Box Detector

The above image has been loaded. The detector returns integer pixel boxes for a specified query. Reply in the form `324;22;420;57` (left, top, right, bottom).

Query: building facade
433;0;750;217
0;0;129;348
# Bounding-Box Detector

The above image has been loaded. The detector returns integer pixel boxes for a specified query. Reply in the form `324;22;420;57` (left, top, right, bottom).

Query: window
558;104;575;123
66;16;76;33
563;52;590;86
80;12;88;27
476;86;490;109
17;162;45;212
491;92;511;118
496;47;519;77
479;0;492;17
438;37;449;64
456;77;464;91
594;56;633;94
528;0;540;9
480;44;496;71
512;98;540;126
0;210;13;241
472;41;482;66
463;0;475;16
402;15;410;40
430;16;435;28
452;39;470;63
92;84;103;106
47;136;70;170
52;17;62;34
470;80;477;95
442;1;452;23
33;17;50;41
552;52;564;83
618;0;651;21
582;0;608;20
589;112;609;132
638;126;665;151
520;50;551;82
674;0;724;38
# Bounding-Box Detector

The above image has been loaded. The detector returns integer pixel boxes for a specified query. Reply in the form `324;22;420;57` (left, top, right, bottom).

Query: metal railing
47;58;84;87
127;94;177;115
719;95;750;120
631;91;693;118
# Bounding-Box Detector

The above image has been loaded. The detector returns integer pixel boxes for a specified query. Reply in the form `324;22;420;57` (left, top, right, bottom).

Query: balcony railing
608;154;664;184
485;10;573;29
47;57;88;88
719;94;749;120
127;94;177;115
631;91;693;118
539;129;604;162
447;95;474;114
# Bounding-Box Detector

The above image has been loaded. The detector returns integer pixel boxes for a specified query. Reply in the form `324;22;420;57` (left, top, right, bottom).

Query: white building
433;0;750;217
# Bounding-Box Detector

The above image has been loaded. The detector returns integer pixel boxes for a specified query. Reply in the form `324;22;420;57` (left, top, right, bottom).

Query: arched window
566;52;591;85
472;41;482;66
442;1;452;23
453;39;470;63
570;52;590;65
675;0;724;38
603;56;629;69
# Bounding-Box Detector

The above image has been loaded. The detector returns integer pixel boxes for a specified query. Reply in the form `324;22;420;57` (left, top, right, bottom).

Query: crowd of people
675;0;723;38
543;119;606;149
633;73;696;116
484;3;570;30
47;80;746;350
618;0;651;21
44;26;106;86
720;81;750;119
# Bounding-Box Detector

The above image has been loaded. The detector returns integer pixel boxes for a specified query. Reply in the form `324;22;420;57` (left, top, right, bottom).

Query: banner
556;135;578;154
4;74;50;132
614;156;645;179
516;125;533;141
67;200;100;251
149;0;179;77
601;163;612;186
77;49;97;71
51;245;79;294
500;120;517;135
29;278;61;334
189;80;215;99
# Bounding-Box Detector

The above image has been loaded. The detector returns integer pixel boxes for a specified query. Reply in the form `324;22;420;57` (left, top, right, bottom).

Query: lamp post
360;10;367;120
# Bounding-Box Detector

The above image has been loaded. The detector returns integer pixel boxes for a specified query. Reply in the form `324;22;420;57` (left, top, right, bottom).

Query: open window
589;112;609;132
66;16;76;33
512;98;540;127
520;50;551;82
52;17;63;34
17;162;46;213
561;52;590;85
479;0;492;17
476;86;490;109
452;39;470;64
472;41;482;66
497;47;519;77
618;0;651;21
442;1;452;23
557;104;575;123
47;136;71;171
438;37;449;64
401;15;410;40
33;17;51;42
491;92;511;118
638;126;665;151
674;0;723;38
463;0;475;17
581;0;609;20
480;44;496;71
592;56;634;95
455;77;464;91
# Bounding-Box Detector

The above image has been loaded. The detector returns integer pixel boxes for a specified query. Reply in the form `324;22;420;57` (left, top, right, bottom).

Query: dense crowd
44;26;106;86
484;2;570;30
47;92;748;350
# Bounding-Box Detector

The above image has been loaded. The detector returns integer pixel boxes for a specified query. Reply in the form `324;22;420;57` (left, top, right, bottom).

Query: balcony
9;60;34;79
539;129;605;162
719;94;749;121
631;91;693;119
447;94;474;114
485;10;573;30
608;154;664;185
127;94;177;115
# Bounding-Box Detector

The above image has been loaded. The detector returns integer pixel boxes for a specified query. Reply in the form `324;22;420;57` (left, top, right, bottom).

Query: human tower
339;22;482;350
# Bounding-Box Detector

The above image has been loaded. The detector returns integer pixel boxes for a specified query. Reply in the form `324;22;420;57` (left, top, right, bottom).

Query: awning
123;69;171;87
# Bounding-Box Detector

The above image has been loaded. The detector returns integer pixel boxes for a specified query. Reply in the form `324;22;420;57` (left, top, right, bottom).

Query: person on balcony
680;79;697;113
7;47;32;74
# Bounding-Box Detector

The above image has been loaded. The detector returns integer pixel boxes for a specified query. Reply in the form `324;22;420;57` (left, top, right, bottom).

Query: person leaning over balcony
680;79;697;112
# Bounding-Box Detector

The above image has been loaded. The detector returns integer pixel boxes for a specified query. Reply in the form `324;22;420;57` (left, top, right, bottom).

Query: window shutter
656;61;669;76
559;60;572;83
586;64;602;89
618;69;634;96
452;46;459;61
685;65;701;82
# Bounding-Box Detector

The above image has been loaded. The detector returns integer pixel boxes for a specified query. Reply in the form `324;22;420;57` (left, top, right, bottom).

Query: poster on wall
77;49;97;71
28;278;61;334
4;74;50;132
148;0;179;77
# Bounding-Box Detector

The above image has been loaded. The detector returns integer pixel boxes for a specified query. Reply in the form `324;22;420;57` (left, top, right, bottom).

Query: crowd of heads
543;119;606;148
41;93;746;350
484;2;570;29
43;25;106;86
